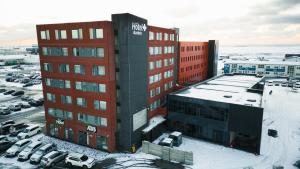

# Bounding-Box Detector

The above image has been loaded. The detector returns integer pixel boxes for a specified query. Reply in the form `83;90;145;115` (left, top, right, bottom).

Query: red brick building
36;13;218;152
178;41;209;86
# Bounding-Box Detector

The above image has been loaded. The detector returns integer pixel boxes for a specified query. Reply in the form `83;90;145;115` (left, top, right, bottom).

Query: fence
142;141;193;165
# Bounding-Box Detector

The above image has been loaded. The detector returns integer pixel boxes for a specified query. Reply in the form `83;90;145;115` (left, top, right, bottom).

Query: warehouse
167;75;264;154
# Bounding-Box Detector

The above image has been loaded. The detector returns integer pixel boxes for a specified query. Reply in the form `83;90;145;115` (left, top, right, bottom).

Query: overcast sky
0;0;300;46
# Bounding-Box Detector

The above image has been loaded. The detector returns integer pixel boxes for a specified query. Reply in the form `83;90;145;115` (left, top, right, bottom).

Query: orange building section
178;41;209;86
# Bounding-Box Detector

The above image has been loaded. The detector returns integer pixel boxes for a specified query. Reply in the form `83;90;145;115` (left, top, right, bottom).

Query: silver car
5;139;31;157
40;151;68;168
18;141;43;161
30;143;57;164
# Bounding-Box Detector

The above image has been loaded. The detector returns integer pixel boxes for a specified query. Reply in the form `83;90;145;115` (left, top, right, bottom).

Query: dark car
0;120;15;127
0;89;6;93
11;91;25;96
21;96;31;101
9;105;22;112
0;140;16;152
9;123;29;137
29;99;44;107
3;90;15;95
19;103;31;109
6;73;13;76
23;82;34;87
0;123;14;135
0;108;10;115
20;78;30;84
5;77;16;82
41;151;68;168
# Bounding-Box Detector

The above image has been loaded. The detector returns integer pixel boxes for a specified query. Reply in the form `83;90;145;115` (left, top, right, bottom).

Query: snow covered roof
0;55;25;61
161;138;173;144
142;115;166;133
225;60;300;66
174;75;263;107
170;131;182;137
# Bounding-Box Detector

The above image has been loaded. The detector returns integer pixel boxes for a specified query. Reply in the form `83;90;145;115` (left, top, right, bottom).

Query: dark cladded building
167;75;264;154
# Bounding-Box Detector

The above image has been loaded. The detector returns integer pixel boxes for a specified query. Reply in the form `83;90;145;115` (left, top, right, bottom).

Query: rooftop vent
223;95;232;98
247;99;256;102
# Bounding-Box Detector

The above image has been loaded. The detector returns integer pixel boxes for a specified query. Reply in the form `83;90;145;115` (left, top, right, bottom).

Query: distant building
0;55;25;65
26;45;39;54
224;60;300;78
167;75;264;154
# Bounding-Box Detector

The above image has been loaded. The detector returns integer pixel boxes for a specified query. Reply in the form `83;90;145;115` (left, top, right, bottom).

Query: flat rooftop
174;75;263;107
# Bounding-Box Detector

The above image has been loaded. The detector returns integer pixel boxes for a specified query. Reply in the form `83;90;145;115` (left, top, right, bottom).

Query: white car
17;125;41;139
6;139;31;157
18;141;43;161
65;153;96;169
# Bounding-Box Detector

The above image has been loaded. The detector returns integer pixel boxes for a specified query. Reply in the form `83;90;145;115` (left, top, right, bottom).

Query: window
170;34;175;41
92;66;105;76
55;30;67;40
46;93;55;102
40;30;50;40
45;78;71;89
77;113;107;127
71;29;83;39
61;95;72;104
59;64;70;73
48;108;73;120
43;63;53;72
156;86;161;95
164;33;169;41
156;32;162;40
74;65;85;75
149;31;154;40
156;60;162;68
73;48;104;58
150;99;160;111
96;136;108;150
150;89;155;97
164;59;168;67
75;81;106;93
94;100;107;110
76;97;87;107
41;47;68;56
149;62;155;70
89;28;103;39
149;47;154;55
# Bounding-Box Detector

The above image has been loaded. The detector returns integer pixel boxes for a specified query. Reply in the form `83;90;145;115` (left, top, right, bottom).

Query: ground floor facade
46;116;114;152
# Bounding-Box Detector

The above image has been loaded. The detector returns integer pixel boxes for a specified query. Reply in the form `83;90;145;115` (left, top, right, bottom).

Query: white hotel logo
132;22;147;36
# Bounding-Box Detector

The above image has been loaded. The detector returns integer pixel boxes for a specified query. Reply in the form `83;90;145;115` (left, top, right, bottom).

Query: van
17;125;41;139
168;131;183;147
30;143;57;164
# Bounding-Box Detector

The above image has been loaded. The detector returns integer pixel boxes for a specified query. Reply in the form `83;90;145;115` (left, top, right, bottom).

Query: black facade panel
207;40;219;78
112;13;148;151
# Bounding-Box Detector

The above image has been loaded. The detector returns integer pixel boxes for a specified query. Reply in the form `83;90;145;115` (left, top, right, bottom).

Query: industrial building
224;60;300;78
167;75;264;154
36;13;218;152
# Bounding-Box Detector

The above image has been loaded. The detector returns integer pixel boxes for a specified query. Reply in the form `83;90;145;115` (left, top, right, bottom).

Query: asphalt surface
0;107;44;123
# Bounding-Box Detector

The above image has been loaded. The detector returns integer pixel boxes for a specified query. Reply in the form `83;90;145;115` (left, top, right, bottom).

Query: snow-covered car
30;143;57;164
41;151;68;168
65;153;96;169
5;139;31;157
17;125;41;139
18;141;43;161
158;137;174;147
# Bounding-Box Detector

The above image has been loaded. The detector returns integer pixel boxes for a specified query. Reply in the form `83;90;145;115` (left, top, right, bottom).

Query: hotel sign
132;22;147;36
56;119;64;125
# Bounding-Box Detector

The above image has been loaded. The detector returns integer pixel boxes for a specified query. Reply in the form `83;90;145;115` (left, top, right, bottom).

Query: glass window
46;93;55;102
92;66;105;76
65;80;71;88
55;30;67;40
164;33;169;41
89;28;103;39
76;97;87;107
74;65;85;74
59;64;70;73
42;47;48;56
149;31;154;40
99;84;106;93
71;29;83;39
149;62;155;70
40;30;50;40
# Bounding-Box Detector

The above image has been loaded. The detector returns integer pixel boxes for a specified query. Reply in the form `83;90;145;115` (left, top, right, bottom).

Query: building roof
173;75;263;107
142;115;165;133
225;60;300;66
0;55;25;61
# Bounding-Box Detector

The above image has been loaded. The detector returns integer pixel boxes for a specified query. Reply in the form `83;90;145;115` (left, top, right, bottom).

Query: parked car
9;105;22;112
21;96;31;101
20;78;30;84
41;151;68;168
294;82;300;88
5;139;31;157
0;89;6;93
6;73;13;76
3;90;15;95
0;120;15;127
23;82;34;87
65;153;96;169
11;91;25;96
168;131;182;147
281;83;288;87
5;77;16;82
0;135;8;142
29;99;44;107
30;143;57;164
19;103;31;109
0;140;17;153
18;141;43;161
0;108;10;115
9;123;29;137
0;123;15;135
158;137;174;148
17;125;41;139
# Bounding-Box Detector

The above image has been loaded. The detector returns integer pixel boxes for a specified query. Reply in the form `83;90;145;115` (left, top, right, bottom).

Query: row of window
45;78;106;93
180;72;205;83
42;47;105;58
47;108;107;127
180;55;206;63
44;63;105;76
180;64;203;72
149;58;174;70
164;70;174;79
149;70;174;84
149;31;175;41
149;86;161;98
180;45;206;52
40;28;103;40
149;46;175;55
